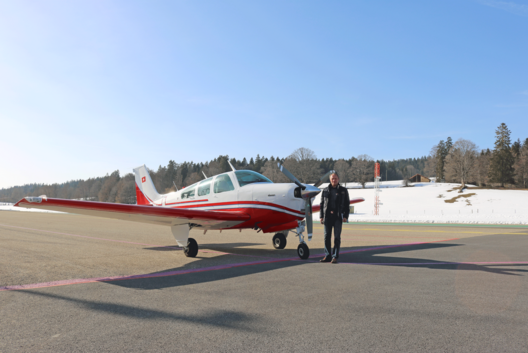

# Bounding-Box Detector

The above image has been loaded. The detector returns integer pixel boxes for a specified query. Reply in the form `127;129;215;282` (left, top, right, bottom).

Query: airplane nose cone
301;184;321;199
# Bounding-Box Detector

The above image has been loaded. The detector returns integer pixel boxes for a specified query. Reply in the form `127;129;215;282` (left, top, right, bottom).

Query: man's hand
343;218;348;223
320;218;324;224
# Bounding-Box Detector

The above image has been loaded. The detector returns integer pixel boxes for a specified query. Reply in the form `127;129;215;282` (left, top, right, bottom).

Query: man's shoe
320;257;332;263
331;257;338;264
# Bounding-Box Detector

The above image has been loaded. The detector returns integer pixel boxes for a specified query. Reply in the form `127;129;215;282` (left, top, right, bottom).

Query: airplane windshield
235;170;273;187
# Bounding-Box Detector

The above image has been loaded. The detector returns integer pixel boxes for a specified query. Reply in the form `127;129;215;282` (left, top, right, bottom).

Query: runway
1;211;528;352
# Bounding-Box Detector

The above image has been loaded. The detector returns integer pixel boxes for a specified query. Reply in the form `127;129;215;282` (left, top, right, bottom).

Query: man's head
330;173;339;187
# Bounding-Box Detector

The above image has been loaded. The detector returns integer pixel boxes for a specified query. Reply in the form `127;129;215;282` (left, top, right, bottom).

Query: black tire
184;238;198;257
272;233;287;249
297;243;310;260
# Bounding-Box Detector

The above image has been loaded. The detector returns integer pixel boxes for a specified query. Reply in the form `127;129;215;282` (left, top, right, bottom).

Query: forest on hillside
1;123;526;204
0;152;427;204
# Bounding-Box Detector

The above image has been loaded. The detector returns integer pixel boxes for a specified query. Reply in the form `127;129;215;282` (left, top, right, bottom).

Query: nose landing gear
293;221;310;260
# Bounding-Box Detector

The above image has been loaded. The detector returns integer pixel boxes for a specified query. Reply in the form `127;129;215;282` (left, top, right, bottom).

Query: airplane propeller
277;162;335;240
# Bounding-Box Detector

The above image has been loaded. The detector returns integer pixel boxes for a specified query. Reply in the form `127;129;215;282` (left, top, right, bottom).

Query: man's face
330;174;339;187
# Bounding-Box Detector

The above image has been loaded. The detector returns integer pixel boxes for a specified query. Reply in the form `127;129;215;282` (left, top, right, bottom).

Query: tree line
425;123;528;188
0;150;428;204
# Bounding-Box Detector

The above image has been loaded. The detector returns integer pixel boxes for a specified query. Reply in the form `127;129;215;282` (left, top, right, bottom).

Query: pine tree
512;138;521;158
435;140;446;181
445;137;453;153
163;160;178;192
488;123;515;186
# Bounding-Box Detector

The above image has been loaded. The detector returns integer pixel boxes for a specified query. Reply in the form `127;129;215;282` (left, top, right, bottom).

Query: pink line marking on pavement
0;257;291;292
338;261;528;266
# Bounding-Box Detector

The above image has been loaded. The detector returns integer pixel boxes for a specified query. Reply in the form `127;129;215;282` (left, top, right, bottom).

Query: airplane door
238;187;252;202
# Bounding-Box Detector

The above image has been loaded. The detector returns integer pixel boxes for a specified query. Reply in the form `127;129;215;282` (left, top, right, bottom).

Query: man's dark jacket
319;184;350;220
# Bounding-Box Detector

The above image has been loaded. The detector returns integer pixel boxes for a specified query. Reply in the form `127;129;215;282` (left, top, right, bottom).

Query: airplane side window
214;175;235;194
181;186;196;199
198;182;211;196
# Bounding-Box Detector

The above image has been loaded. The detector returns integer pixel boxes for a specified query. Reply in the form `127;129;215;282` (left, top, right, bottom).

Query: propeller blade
305;199;313;241
313;170;335;189
277;162;305;190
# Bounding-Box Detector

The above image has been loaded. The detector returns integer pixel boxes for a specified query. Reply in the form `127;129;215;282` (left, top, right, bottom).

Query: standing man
319;172;350;263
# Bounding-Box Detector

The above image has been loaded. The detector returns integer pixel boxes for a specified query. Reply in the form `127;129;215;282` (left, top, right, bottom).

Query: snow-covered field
313;181;528;225
2;181;527;225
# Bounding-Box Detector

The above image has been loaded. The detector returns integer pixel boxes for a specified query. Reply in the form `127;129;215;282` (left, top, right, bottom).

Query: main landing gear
184;238;198;257
293;221;310;260
272;233;287;249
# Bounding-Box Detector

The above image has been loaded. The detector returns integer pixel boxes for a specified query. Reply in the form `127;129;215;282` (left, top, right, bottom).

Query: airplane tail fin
133;165;162;205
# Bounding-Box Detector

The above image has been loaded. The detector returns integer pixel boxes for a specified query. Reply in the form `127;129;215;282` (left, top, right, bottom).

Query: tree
260;159;289;183
475;149;491;186
162;160;178;192
512;139;521;158
433;137;452;182
514;139;528;188
444;138;478;187
349;155;374;188
284;147;321;183
435;140;446;181
423;146;437;178
489;123;515;186
98;171;120;202
184;172;202;186
333;159;350;186
445;137;453;154
115;173;136;204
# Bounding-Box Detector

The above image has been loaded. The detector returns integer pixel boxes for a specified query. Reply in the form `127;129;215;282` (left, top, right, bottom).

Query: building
409;174;431;183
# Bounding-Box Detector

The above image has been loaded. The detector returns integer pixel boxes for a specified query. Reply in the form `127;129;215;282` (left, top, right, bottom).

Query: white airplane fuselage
143;170;310;233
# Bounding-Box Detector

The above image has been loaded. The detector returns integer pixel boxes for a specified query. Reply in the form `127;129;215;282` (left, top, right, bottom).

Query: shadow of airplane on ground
102;240;528;291
20;290;264;331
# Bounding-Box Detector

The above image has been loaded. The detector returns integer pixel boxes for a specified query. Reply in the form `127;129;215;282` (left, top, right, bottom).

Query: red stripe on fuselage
166;199;208;205
203;207;303;232
171;200;304;216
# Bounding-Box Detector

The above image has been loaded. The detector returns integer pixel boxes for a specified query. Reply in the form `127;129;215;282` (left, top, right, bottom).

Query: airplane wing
312;197;365;213
14;197;250;228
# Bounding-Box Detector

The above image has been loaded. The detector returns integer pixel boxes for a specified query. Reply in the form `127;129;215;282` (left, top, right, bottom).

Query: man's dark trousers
324;215;342;258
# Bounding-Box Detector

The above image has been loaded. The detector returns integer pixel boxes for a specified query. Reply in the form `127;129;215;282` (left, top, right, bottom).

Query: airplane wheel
297;243;309;260
184;238;198;257
272;233;287;249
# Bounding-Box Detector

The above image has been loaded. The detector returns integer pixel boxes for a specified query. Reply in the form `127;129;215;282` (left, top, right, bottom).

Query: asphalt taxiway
1;211;528;352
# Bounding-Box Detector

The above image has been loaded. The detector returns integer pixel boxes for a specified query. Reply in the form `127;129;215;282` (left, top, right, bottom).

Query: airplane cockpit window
198;177;212;197
214;174;235;194
235;170;273;187
181;184;196;199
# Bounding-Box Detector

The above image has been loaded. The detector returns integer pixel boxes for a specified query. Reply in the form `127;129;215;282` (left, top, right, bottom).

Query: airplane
15;162;364;259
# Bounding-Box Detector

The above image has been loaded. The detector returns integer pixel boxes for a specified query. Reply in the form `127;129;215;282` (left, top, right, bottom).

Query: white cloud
474;0;528;17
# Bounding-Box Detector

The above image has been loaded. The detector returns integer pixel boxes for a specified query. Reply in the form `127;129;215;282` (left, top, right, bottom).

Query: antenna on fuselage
228;160;236;171
202;171;208;178
173;181;179;191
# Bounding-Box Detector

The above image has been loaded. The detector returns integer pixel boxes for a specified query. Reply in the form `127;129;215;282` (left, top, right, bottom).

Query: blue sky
1;0;527;188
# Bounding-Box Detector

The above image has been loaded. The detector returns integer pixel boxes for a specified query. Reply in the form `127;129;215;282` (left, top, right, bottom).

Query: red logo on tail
141;177;146;183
